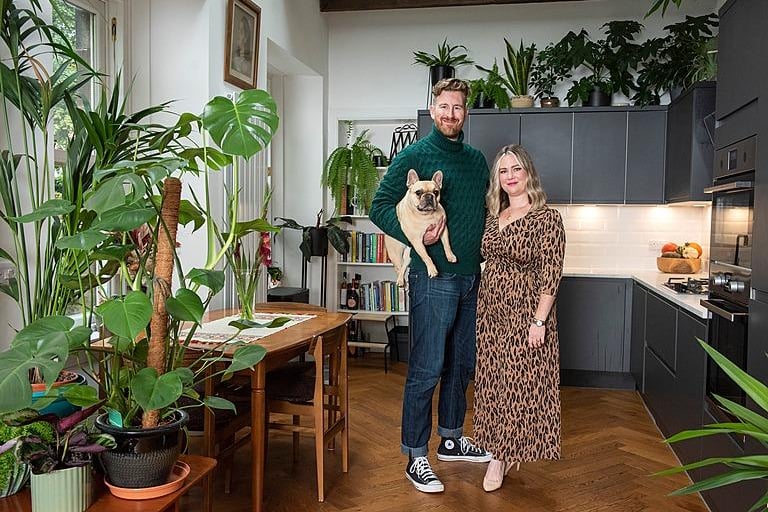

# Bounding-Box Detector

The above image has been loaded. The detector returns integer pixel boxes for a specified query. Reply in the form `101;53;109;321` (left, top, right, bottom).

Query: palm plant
412;38;474;67
657;340;768;511
322;122;384;214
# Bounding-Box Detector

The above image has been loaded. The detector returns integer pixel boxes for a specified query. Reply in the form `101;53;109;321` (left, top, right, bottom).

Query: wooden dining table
193;305;351;512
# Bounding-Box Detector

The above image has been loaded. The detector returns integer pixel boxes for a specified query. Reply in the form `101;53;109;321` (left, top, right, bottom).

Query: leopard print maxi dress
473;205;566;463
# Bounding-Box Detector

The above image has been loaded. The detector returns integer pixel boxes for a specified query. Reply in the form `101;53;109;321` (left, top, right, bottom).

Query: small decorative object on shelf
389;123;418;162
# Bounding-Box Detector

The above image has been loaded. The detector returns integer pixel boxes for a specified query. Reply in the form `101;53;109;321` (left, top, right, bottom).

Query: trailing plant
501;39;536;97
276;209;351;261
412;38;474;67
322;122;385;213
468;62;511;108
562;21;645;106
656;340;768;511
530;40;573;99
0;405;114;474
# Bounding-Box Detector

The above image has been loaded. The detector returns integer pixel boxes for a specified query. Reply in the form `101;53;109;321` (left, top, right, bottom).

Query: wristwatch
531;318;545;327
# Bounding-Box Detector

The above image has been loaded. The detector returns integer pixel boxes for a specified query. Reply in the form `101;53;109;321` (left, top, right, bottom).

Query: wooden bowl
656;257;701;274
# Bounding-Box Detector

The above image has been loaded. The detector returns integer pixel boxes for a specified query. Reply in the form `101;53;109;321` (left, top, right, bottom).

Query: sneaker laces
410;456;438;481
459;436;484;455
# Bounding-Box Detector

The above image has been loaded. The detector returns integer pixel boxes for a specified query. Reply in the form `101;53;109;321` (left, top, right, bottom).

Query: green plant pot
30;465;93;512
0;461;30;497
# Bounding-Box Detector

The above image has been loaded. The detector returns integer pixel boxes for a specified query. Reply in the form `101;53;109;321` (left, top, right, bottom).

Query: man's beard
436;117;461;138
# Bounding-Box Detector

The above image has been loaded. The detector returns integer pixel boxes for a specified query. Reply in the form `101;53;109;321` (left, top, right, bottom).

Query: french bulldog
384;169;457;286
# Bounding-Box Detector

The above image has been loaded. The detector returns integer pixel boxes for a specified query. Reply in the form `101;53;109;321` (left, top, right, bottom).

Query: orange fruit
661;242;678;254
686;242;703;258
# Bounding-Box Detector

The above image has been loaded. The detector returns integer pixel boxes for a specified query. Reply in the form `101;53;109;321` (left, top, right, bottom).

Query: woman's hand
528;323;545;348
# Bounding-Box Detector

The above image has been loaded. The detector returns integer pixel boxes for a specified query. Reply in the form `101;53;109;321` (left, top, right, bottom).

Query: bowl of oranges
656;242;703;274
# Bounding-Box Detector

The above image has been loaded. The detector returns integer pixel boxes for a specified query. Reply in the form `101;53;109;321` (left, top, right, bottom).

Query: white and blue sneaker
405;456;444;493
436;436;492;463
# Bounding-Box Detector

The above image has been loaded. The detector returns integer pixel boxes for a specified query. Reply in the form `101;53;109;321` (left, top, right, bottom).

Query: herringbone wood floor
181;355;708;512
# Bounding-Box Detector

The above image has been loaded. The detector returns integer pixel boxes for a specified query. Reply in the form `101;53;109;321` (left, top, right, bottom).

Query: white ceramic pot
30;465;93;512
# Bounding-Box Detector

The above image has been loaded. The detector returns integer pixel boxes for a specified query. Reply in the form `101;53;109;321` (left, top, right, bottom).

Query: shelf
338;261;393;267
339;309;408;316
345;215;370;219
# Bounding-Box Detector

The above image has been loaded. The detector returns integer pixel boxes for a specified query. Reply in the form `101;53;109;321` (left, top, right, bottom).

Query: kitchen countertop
563;269;709;319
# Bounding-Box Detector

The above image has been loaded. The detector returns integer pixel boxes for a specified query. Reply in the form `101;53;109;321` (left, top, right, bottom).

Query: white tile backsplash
551;205;711;272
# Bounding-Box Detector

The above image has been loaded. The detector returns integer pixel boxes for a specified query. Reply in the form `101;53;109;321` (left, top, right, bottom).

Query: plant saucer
105;461;190;500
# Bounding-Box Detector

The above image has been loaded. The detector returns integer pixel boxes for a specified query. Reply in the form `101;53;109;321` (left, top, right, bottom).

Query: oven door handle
700;299;749;322
703;181;753;194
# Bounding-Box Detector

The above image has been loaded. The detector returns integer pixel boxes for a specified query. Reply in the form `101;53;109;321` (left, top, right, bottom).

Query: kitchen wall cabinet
572;112;627;203
626;111;666;204
664;82;715;203
467;113;521;168
557;277;628;374
629;285;646;392
520;112;573;204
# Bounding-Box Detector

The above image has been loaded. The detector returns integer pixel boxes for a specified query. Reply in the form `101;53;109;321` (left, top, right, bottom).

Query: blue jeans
401;270;479;457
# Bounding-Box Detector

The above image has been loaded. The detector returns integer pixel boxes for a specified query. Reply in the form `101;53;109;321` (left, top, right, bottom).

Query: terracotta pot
30;370;80;393
511;95;534;108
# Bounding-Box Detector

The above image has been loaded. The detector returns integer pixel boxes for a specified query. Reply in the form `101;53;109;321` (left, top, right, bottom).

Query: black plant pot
586;86;611;107
429;65;455;86
95;410;188;488
308;227;328;257
472;91;495;109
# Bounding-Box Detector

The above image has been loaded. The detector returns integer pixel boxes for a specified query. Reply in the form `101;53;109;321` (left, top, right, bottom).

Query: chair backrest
309;325;346;405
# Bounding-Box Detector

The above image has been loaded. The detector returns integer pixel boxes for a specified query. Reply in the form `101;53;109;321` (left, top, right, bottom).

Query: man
369;78;491;493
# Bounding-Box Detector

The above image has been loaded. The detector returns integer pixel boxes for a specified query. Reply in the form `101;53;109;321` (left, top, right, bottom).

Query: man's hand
422;216;445;245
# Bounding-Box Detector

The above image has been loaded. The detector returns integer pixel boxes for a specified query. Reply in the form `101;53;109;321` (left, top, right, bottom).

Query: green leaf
131;368;183;412
222;344;267;381
699;339;768;415
12;316;74;346
179;147;232;172
0;335;68;413
10;198;74;223
204;396;236;413
97;291;152;340
231;218;281;237
56;230;109;251
107;336;134;355
0;276;19;302
166;288;204;324
187;269;225;294
62;385;99;407
0;408;41;426
227;316;291;330
201;89;279;159
178;199;205;232
169;367;195;388
90;244;135;262
670;468;768;496
94;205;156;232
84;174;146;214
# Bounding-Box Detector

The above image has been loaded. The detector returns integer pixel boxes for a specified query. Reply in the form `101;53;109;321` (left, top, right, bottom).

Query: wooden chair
265;324;349;502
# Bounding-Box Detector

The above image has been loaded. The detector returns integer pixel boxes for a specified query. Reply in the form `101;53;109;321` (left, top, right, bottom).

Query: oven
701;136;755;439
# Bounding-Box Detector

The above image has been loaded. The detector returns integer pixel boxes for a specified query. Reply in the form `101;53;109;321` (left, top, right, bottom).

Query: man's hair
431;78;469;103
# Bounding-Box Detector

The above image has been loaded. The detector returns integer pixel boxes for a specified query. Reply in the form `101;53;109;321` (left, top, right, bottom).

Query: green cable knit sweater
369;125;489;275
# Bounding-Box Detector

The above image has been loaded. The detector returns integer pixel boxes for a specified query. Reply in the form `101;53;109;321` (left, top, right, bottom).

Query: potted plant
322;122;386;215
562;21;644;107
0;416;56;497
656;340;768;511
0;405;115;512
645;0;685;17
530;40;574;108
413;38;474;86
499;39;536;108
276;209;351;261
469;62;511;109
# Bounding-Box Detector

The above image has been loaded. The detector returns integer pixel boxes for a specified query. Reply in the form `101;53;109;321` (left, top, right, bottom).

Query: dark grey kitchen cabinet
467;112;521;168
664;82;715;203
644;293;677;371
417;112;431;140
630;284;646;391
572;112;627;203
716;0;767;121
644;346;676;436
671;310;707;466
520;112;573;204
557;277;627;373
626;111;666;204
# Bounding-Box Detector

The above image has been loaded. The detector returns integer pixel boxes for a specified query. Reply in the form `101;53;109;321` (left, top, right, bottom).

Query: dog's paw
427;265;439;278
446;252;457;263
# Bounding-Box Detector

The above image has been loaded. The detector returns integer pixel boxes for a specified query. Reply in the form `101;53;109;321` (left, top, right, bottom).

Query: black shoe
405;456;444;493
437;436;492;463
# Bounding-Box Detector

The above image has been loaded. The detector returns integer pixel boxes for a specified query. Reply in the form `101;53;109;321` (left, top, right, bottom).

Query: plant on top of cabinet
469;61;511;109
322;122;386;214
413;38;474;86
656;340;768;511
645;0;684;18
529;40;574;108
562;21;644;107
499;39;537;108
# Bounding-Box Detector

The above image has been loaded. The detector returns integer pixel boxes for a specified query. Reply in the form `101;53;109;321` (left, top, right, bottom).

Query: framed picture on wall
224;0;261;89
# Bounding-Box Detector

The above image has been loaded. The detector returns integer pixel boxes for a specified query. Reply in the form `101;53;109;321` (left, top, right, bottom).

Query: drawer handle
700;299;748;322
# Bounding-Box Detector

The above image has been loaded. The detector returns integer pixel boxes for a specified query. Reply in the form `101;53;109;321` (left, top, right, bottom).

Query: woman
473;144;566;492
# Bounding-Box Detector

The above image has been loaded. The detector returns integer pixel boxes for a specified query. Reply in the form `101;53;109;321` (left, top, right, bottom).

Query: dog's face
404;169;443;213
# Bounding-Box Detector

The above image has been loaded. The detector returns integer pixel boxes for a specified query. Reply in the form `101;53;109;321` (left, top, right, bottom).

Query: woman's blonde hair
485;144;547;216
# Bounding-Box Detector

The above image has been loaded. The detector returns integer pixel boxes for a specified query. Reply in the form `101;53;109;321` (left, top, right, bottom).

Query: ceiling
320;0;586;12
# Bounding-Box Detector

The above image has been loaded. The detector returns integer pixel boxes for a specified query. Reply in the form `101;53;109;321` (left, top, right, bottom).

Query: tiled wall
550;205;712;273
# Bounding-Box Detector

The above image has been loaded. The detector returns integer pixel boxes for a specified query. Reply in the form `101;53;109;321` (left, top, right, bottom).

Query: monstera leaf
200;89;279;159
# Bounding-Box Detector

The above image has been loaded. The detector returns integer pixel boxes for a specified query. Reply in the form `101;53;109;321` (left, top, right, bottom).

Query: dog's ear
406;169;419;187
432;170;443;188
